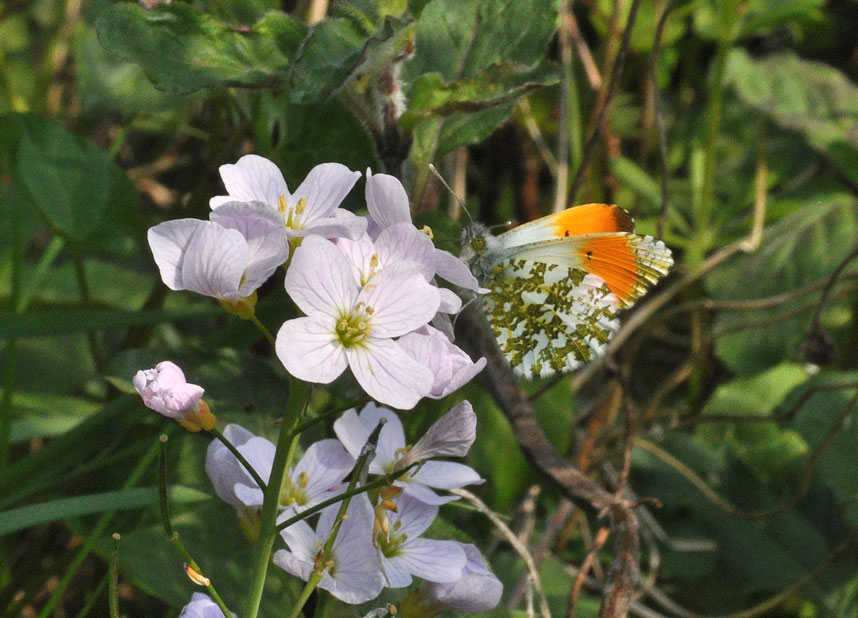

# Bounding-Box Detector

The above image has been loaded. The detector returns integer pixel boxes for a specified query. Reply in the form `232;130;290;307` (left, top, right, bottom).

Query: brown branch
568;526;611;618
457;309;640;618
568;0;643;204
808;244;858;334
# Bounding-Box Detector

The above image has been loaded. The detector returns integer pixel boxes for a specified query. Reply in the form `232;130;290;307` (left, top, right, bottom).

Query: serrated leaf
725;49;858;185
94;3;306;94
401;62;559;129
2;113;141;246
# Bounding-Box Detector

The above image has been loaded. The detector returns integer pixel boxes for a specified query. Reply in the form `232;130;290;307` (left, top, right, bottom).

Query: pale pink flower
365;170;480;292
179;592;235;618
376;493;466;587
334;402;483;505
276;236;440;410
274;494;384;604
210;155;365;241
426;543;503;612
398;326;486;398
133;361;214;431
147;201;288;301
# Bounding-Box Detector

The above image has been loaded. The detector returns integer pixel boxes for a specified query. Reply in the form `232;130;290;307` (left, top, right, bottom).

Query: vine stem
286;420;385;618
242;378;311;618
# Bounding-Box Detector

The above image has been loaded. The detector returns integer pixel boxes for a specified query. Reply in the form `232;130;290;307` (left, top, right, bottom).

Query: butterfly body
460;204;673;378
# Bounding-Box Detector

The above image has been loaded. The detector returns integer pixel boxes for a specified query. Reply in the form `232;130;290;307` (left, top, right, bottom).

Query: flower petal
401;483;459;505
390;492;438;538
290;163;361;222
297;213;367;241
346;341;434;410
427;543;503;612
434;248;481;291
437;287;463;314
409;460;484;490
147;219;204;290
211;154;288;209
375;223;436;280
380;555;413;588
398;538;466;584
359;268;440;338
285;236;358;317
276;316;347;384
210;201;289;294
181;223;249;299
365;169;411;229
293;439;355;500
333;404;403;471
406;400;476;462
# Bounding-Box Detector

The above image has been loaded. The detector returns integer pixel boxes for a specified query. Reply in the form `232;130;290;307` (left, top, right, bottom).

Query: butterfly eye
470;236;486;252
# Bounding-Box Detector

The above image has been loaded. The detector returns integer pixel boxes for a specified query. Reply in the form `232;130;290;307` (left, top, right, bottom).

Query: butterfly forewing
482;257;621;378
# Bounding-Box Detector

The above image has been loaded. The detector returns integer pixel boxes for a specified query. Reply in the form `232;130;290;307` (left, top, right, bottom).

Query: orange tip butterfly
459;203;673;378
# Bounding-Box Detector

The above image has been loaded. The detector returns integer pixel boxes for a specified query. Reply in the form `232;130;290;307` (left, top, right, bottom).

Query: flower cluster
201;402;500;609
147;155;483;410
138;155;499;616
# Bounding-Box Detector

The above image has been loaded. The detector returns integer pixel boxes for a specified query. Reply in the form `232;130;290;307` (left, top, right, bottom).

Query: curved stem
209;426;268;493
249;315;276;346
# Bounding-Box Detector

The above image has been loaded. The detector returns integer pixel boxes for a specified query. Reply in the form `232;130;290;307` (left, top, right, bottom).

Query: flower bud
133;361;216;432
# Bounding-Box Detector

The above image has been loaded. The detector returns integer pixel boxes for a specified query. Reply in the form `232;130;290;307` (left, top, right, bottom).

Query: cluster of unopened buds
134;155;501;616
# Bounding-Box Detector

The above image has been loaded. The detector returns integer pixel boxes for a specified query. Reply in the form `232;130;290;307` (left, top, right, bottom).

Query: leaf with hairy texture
94;3;306;94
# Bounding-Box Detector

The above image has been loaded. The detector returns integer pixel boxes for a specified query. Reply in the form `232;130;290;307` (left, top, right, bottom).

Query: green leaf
94;3;306;94
288;16;414;104
1;113;141;247
0;486;209;536
9;391;100;444
401;62;559;129
404;0;560;165
0;306;221;339
706;193;858;373
725;49;858;185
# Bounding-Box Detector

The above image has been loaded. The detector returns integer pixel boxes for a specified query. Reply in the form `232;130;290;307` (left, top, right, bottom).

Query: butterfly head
459;222;501;283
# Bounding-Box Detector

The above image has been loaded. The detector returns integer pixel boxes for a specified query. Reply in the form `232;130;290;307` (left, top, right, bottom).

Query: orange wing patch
552;204;635;238
574;234;667;305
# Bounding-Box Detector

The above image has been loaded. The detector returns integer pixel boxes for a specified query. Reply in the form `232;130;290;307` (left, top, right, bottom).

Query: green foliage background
2;0;858;616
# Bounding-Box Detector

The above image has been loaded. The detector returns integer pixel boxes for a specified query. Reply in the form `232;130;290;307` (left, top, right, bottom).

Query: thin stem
71;247;106;373
290;396;372;436
286;420;386;618
275;463;414;533
249;315;276;347
243;378;312;618
109;533;121;618
209;426;268;493
159;436;233;618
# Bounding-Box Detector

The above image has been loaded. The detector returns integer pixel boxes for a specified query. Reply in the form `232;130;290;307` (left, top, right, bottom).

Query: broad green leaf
401;62;559;129
94;3;306;94
694;0;825;41
404;0;560;168
288;16;414;104
0;486;209;536
725;49;858;185
706;193;858;373
1;113;141;247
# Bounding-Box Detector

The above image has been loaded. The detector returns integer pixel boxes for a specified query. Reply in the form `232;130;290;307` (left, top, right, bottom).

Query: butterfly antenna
491;220;514;232
428;164;474;224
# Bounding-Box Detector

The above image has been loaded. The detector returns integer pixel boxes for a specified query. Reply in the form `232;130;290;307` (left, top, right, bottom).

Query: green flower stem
275;464;414;533
71;248;106;374
243;378;311;618
250;314;277;346
36;432;165;618
109;533;121;618
159;436;233;618
209;426;268;493
286;421;388;618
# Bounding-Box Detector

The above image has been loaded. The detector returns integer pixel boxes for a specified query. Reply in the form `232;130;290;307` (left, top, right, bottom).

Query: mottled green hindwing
481;259;621;378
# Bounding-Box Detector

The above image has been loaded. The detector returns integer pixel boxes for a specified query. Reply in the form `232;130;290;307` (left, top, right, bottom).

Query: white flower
276;236;439;410
426;543;503;612
334;402;483;505
274;494;385;604
179;592;235;618
376;493;466;587
133;361;214;432
148;201;289;303
398;326;486;398
210;155;365;241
